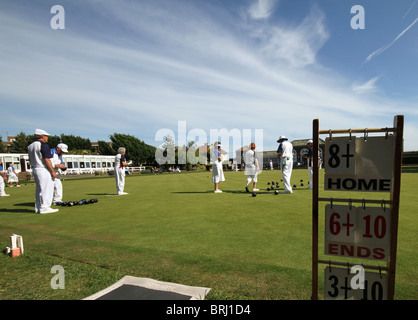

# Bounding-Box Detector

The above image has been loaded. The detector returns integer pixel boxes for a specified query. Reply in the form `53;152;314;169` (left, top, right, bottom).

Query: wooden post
388;115;404;299
312;119;319;300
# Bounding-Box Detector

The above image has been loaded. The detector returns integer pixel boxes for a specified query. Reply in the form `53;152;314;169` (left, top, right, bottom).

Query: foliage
60;134;92;152
156;137;209;170
97;140;115;155
10;132;31;153
8;132;93;154
0;135;5;153
109;133;156;165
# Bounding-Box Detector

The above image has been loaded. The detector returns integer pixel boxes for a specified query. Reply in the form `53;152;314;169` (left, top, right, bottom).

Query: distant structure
233;139;325;170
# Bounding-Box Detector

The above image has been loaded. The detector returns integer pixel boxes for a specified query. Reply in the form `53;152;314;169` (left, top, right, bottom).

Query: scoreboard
311;116;404;300
324;266;388;300
324;136;394;192
324;204;391;261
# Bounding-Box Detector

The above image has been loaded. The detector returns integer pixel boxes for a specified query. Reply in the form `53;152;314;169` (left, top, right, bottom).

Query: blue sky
0;0;417;152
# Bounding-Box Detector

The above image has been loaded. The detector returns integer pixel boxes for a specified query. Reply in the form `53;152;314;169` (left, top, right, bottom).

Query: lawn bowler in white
211;142;225;193
51;143;68;204
244;143;260;192
277;136;294;194
302;140;313;190
7;164;20;187
0;159;9;197
27;129;58;214
115;147;131;195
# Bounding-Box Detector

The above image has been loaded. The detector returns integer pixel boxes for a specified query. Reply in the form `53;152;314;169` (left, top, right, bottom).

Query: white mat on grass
83;276;211;300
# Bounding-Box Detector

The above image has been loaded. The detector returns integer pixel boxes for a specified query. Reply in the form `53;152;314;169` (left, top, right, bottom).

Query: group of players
1;129;129;214
211;136;313;194
1;129;314;212
25;129;69;214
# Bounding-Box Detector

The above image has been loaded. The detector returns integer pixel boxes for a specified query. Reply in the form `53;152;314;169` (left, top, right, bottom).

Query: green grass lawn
0;167;417;300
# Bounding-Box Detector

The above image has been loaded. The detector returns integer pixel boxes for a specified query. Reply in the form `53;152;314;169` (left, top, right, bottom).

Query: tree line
0;133;156;166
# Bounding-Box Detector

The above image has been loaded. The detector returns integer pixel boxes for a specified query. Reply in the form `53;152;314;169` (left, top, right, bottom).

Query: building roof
291;138;325;147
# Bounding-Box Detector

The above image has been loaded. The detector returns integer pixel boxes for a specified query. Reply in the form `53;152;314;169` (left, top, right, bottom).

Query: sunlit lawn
0;167;416;300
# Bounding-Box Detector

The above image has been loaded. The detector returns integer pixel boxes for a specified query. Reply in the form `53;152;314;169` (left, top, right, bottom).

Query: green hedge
403;152;418;165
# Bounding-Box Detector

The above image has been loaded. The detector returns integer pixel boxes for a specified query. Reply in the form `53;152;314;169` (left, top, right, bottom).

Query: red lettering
372;248;386;260
328;243;339;255
326;243;387;260
357;246;371;258
341;244;354;257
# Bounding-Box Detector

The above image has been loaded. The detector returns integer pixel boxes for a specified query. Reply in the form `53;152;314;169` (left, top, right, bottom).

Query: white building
0;153;144;175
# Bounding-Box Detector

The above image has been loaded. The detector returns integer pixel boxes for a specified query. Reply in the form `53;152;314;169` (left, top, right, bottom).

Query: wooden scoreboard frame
311;115;404;300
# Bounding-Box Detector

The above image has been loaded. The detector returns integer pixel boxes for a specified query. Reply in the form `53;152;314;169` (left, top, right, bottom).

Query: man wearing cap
277;136;294;194
27;129;58;214
51;143;68;204
303;140;314;190
211;141;225;193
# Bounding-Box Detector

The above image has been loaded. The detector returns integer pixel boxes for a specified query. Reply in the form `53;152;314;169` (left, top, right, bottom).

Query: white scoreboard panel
324;136;394;192
324;204;391;261
324;266;388;300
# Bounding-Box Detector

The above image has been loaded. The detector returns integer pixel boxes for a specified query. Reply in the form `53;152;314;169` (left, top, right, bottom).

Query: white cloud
363;17;418;64
248;0;278;20
0;0;417;151
251;4;329;68
351;77;380;94
403;0;417;19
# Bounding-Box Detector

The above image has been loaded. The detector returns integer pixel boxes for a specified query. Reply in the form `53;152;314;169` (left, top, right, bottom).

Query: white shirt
28;140;53;169
115;153;126;169
211;149;222;165
277;141;293;158
7;166;16;176
245;149;257;167
52;152;63;174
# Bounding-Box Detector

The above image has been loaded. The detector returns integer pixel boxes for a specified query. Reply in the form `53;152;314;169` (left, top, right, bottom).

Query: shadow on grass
173;190;264;194
0;202;36;214
13;202;35;207
172;191;221;194
172;189;295;195
173;188;309;195
0;208;34;214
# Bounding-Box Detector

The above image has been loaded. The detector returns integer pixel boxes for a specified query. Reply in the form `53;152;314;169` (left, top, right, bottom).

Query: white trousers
246;165;258;183
212;162;225;183
0;176;6;196
33;168;54;212
280;157;293;193
307;166;313;189
8;172;18;183
115;167;125;193
53;178;63;202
